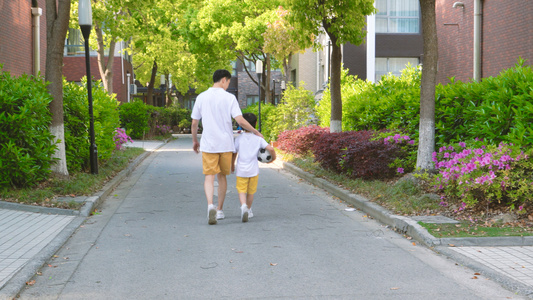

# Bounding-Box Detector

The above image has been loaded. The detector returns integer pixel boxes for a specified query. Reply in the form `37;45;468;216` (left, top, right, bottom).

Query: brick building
437;0;532;84
0;0;46;77
63;29;134;104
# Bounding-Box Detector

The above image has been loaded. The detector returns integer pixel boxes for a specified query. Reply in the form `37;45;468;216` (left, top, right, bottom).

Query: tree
416;0;438;171
185;0;282;102
46;0;71;177
263;6;310;87
287;0;375;132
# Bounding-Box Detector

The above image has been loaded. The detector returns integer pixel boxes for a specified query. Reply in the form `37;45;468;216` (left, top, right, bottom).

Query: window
246;95;259;106
376;0;419;33
245;60;256;72
231;61;237;76
375;57;419;81
64;29;84;56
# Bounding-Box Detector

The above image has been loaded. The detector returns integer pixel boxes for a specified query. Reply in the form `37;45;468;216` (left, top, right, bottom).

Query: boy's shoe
216;210;225;220
241;205;249;223
248;208;253;218
208;204;217;225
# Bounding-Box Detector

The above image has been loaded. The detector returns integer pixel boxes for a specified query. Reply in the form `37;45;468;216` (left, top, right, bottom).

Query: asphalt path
18;137;525;299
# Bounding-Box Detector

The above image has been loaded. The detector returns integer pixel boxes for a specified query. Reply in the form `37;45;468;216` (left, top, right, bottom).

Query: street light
79;0;98;174
255;60;263;132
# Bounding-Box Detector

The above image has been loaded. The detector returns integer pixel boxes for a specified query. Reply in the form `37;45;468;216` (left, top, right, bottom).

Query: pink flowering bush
381;132;417;174
431;140;533;211
113;128;133;150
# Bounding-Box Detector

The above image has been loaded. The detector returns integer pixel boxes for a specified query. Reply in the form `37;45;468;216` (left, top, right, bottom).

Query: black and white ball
257;148;273;163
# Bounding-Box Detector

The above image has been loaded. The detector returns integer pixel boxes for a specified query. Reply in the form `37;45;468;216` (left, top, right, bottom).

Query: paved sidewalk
0;140;165;299
0;210;75;288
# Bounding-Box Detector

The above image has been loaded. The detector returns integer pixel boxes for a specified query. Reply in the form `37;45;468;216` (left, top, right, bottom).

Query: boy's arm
265;145;277;163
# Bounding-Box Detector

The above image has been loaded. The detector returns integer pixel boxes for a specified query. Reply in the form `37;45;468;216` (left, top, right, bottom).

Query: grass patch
282;152;443;215
0;147;145;209
420;222;533;238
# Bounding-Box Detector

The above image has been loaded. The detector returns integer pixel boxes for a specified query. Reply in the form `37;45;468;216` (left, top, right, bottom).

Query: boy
231;113;276;222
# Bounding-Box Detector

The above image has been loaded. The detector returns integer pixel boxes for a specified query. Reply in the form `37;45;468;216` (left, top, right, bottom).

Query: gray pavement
0;136;532;299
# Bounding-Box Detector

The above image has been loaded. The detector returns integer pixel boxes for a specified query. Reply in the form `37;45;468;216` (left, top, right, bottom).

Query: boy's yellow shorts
236;175;259;194
202;152;233;175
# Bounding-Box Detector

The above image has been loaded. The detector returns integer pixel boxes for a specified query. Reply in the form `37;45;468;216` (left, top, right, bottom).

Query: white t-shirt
191;87;242;153
234;132;269;178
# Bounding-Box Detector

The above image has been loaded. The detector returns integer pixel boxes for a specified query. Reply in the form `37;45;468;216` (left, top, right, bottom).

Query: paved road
17;137;526;299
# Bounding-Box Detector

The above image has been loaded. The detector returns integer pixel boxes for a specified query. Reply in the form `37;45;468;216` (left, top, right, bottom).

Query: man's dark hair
213;69;232;83
242;112;257;129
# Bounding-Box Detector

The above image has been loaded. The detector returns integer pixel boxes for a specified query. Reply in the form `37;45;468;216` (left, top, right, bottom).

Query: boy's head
242;112;257;129
213;69;232;83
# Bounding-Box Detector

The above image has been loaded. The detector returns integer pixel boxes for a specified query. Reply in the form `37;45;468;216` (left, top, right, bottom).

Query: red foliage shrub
277;126;329;156
312;131;404;180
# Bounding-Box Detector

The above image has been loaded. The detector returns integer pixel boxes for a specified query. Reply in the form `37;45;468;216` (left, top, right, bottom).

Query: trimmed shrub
0;69;57;188
63;78;120;171
277;125;329;156
435;58;533;147
119;100;150;139
312;131;407;180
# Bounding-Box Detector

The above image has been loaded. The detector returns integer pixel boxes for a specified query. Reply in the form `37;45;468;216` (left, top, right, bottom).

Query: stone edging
276;160;533;247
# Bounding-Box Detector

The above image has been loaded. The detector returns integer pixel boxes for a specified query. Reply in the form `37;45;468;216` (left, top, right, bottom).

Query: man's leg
204;174;216;205
217;173;227;210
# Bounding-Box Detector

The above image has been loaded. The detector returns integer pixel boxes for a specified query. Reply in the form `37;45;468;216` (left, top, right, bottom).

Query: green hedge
63;78;120;171
244;82;317;142
0;69;57;188
119;101;191;139
317;59;533;149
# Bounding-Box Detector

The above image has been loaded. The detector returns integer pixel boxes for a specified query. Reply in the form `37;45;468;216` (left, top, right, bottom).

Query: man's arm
234;115;263;138
191;119;200;153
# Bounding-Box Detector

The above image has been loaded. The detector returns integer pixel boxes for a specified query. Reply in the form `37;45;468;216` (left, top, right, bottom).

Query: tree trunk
328;37;342;133
416;0;438;171
165;74;173;107
95;23;116;95
45;0;70;178
146;60;157;106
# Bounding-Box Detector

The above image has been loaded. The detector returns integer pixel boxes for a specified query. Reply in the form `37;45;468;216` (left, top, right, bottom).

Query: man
191;69;262;225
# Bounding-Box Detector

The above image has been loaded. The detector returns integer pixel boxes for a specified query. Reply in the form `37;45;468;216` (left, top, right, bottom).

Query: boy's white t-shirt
234;132;269;178
191;87;242;153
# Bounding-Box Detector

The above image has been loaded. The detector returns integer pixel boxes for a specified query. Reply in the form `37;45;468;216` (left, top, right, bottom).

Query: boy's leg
246;175;259;209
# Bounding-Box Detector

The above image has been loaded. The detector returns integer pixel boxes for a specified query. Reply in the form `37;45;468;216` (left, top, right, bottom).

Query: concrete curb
277;160;533;247
277;160;533;298
0;141;165;300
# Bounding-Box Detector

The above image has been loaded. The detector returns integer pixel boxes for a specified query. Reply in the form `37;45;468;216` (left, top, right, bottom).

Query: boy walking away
191;70;262;225
232;113;276;222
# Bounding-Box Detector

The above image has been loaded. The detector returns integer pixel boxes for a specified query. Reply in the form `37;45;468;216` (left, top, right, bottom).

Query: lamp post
255;60;263;132
79;0;98;174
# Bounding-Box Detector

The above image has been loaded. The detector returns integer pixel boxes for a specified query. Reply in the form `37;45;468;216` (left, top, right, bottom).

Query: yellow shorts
236;176;259;194
202;152;233;175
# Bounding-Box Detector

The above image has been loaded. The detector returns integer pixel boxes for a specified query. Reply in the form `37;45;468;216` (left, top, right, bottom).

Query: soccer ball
257;148;273;163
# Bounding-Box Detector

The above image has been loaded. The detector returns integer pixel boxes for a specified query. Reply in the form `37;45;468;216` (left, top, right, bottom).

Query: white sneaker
248;208;253;218
241;205;249;223
208;204;217;225
216;210;225;220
